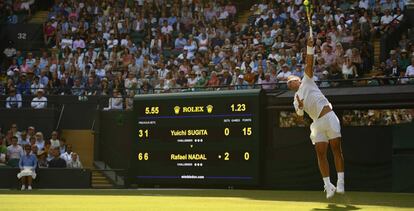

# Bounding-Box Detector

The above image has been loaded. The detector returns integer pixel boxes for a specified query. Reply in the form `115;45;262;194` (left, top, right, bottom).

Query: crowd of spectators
0;0;36;24
367;32;414;85
279;108;414;127
0;0;413;111
279;111;311;128
0;123;82;170
342;109;414;126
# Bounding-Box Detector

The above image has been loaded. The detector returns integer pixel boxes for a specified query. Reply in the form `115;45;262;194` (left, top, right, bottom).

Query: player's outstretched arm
304;37;314;78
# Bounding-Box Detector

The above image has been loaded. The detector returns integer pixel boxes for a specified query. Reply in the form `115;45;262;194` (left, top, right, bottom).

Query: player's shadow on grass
312;204;361;211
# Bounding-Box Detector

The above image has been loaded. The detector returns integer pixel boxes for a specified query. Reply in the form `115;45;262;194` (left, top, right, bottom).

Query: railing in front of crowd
2;75;414;97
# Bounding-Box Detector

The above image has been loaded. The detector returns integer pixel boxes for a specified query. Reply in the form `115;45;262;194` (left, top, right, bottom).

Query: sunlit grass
0;189;413;211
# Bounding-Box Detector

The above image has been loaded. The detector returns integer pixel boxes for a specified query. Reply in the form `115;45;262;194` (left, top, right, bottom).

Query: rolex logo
174;106;181;115
206;105;213;113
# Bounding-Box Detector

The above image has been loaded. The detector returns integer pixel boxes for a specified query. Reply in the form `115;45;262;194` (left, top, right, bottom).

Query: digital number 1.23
230;104;246;112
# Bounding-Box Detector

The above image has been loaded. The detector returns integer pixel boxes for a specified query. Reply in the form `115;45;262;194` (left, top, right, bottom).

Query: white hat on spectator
401;49;407;53
7;70;14;76
36;89;44;93
323;71;329;75
390;50;396;54
238;75;244;79
368;110;375;116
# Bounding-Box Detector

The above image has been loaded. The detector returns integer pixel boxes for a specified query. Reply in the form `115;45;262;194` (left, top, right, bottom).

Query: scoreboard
129;89;263;186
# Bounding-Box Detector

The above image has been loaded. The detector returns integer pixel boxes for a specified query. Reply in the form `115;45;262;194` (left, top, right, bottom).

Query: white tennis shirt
293;74;332;121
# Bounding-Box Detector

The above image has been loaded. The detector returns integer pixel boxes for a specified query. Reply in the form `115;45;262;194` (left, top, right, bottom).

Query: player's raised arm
304;37;314;78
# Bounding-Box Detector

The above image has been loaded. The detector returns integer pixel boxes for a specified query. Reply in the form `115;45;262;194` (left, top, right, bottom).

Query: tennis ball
303;0;309;6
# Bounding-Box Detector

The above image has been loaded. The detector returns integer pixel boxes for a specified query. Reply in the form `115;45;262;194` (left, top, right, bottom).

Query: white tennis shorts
309;111;341;144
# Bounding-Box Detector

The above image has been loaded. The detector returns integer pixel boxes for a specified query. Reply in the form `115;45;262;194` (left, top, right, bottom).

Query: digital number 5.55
145;106;159;115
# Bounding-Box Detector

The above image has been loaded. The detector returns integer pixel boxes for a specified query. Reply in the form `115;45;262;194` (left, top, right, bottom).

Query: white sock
338;172;344;182
322;177;331;187
21;185;25;188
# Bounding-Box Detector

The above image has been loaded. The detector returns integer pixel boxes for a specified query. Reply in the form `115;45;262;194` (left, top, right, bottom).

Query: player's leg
315;142;330;177
315;142;336;198
330;138;345;193
326;111;345;194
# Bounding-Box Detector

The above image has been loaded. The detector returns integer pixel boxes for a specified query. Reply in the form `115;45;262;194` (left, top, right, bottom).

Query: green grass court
1;189;413;211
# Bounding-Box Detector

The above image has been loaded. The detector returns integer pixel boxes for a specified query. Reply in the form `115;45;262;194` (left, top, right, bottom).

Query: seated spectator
18;131;30;146
10;123;21;139
5;88;22;109
3;41;17;59
43;21;56;46
386;59;403;78
49;131;60;148
67;153;82;168
31;89;47;109
0;138;7;166
27;126;36;138
45;142;53;162
36;150;48;168
292;64;304;78
58;138;67;155
20;0;34;16
30;143;38;156
72;79;85;96
403;58;414;84
60;144;73;163
207;71;220;88
235;75;249;90
399;49;411;71
18;144;37;190
30;76;45;95
220;70;233;87
319;71;331;88
17;74;31;95
277;64;292;82
104;89;123;110
258;73;276;90
7;136;23;167
34;132;45;150
48;148;66;168
342;57;359;79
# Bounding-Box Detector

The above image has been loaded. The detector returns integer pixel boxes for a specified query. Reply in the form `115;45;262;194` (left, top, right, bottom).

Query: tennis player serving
287;37;345;199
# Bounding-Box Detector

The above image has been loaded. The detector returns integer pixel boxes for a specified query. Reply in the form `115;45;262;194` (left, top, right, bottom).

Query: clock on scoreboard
128;89;263;187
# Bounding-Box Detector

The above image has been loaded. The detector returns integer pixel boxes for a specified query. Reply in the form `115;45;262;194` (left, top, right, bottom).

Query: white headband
287;77;300;83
